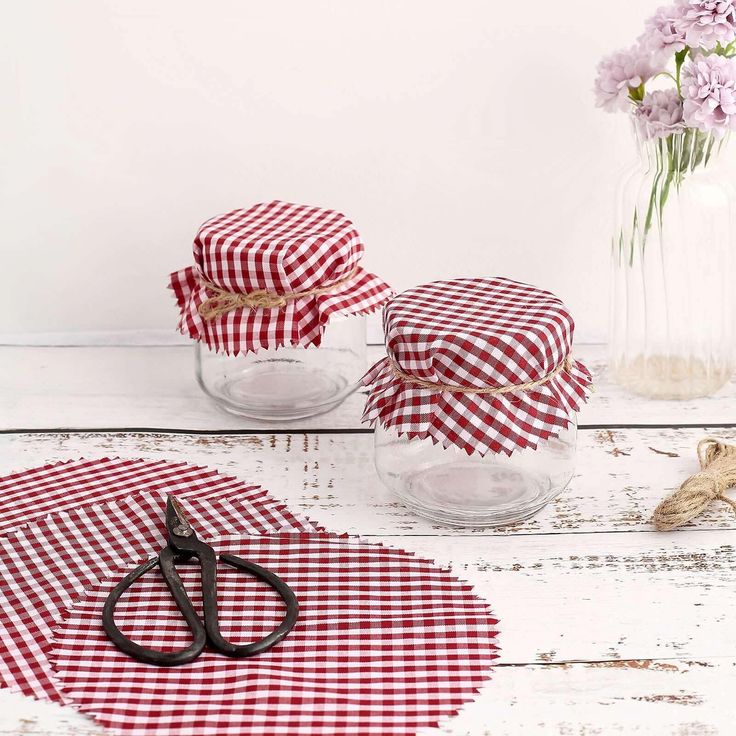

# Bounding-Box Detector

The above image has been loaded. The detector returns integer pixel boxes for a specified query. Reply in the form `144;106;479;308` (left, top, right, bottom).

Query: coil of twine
389;356;574;395
652;437;736;531
197;267;360;320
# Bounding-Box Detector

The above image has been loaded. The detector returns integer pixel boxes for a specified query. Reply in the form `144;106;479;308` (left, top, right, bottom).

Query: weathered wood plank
432;658;733;735
1;658;731;735
0;345;369;432
1;344;734;431
1;429;733;732
401;531;736;664
2;427;734;536
1;433;735;664
0;692;102;735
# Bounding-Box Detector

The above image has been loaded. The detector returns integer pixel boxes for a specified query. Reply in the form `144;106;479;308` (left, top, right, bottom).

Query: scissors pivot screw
172;524;192;537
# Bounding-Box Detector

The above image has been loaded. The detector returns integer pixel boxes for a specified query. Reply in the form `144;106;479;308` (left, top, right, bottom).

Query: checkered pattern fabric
51;533;499;736
362;277;593;456
170;201;392;355
0;459;321;702
0;457;320;536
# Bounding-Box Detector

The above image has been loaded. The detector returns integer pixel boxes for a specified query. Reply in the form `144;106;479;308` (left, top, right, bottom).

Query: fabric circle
170;200;392;355
361;277;593;456
0;457;321;537
51;533;498;736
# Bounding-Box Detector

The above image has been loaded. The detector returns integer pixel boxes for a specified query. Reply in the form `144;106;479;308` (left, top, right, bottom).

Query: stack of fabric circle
0;457;499;735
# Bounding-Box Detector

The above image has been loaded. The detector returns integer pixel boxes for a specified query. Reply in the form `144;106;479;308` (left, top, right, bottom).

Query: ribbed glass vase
610;119;736;399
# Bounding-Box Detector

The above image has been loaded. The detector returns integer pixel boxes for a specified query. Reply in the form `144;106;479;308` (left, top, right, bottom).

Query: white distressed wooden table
1;343;735;735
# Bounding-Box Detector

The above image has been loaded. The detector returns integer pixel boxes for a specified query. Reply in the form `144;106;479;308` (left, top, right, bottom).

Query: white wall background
2;1;656;343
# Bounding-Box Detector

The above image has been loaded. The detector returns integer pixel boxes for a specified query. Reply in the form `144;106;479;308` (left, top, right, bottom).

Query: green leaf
630;209;638;266
643;139;665;242
675;49;688;94
691;130;707;169
680;129;692;175
704;135;716;167
659;171;673;223
628;83;645;103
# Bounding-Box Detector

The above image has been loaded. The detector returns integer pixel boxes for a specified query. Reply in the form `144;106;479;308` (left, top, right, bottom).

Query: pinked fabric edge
0;457;327;537
169;265;391;356
361;356;594;457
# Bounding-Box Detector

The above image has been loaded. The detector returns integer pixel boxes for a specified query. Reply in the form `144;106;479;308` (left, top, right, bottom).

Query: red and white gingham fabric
51;533;499;736
0;458;321;702
0;488;319;703
0;457;320;537
362;277;593;457
170;201;392;355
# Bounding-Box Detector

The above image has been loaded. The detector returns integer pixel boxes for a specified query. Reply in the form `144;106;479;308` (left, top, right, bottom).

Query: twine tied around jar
197;267;360;320
389;355;575;395
652;438;736;531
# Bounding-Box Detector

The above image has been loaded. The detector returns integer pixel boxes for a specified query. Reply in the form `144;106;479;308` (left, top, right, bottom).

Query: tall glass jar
610;120;736;399
374;421;577;527
196;315;366;420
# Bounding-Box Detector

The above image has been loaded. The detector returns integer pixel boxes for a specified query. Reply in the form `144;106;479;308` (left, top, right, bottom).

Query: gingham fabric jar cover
170;200;392;356
362;277;593;457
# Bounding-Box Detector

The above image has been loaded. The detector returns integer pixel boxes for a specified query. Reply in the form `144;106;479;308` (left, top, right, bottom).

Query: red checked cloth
170;200;392;355
0;459;320;702
51;533;499;736
0;457;319;536
362;277;593;456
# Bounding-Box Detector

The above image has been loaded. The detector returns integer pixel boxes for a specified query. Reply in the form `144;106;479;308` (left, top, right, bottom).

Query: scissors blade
166;495;196;539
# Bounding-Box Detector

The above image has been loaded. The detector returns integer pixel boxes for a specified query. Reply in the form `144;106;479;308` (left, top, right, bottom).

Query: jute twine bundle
390;356;574;396
652;438;736;531
197;267;359;320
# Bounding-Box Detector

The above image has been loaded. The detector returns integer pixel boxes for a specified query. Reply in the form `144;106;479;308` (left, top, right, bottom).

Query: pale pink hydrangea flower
676;0;736;50
594;46;661;112
640;4;687;55
634;89;685;138
682;54;736;137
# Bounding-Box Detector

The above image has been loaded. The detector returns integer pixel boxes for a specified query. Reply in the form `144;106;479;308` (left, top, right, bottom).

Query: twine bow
652;438;736;531
197;267;359;321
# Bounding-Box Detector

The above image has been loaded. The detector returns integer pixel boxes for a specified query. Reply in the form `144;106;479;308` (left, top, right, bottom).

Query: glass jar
362;277;592;528
169;200;392;421
610;120;736;399
374;422;577;527
196;314;366;420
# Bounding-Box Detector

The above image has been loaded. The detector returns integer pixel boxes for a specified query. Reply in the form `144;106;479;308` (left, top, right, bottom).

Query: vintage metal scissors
102;496;298;666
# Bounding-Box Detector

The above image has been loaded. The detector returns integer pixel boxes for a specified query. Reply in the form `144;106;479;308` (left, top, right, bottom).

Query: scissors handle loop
102;551;206;667
205;553;299;657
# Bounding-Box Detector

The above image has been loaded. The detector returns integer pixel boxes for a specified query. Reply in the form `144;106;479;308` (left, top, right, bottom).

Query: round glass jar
361;277;592;528
374;421;577;527
169;200;392;421
196;314;366;420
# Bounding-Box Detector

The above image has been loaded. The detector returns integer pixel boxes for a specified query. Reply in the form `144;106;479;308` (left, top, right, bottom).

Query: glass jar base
199;360;357;420
613;354;732;400
389;462;571;528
